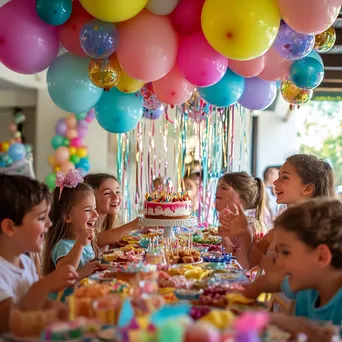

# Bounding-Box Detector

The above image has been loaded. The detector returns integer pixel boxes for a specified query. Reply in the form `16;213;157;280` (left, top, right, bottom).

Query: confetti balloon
280;79;313;105
140;83;162;110
290;57;324;89
89;55;121;90
273;20;315;60
143;106;164;120
186;91;210;123
80;19;119;59
314;26;336;53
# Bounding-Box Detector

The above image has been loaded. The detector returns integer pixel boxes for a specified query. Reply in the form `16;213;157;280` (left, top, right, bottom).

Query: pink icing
144;201;191;214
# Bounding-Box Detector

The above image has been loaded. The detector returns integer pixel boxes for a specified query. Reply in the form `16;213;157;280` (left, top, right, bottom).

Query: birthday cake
144;192;192;219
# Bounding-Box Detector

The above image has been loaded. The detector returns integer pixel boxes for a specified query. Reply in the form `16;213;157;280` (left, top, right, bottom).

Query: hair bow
55;169;84;200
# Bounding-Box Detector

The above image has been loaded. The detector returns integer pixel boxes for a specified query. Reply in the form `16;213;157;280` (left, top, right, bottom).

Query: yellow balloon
77;148;88;158
2;141;9;152
69;147;77;155
201;0;280;61
48;155;56;167
117;70;145;94
54;166;61;173
80;0;147;22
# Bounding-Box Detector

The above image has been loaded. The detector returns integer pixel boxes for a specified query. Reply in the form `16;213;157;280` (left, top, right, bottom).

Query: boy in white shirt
0;174;78;332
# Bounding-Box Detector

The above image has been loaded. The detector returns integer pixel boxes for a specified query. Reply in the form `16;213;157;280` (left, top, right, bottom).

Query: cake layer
144;201;191;219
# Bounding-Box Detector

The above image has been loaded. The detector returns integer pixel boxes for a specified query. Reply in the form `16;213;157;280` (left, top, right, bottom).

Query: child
219;154;335;271
84;173;139;248
245;198;342;329
43;170;104;297
0;174;78;332
183;174;199;213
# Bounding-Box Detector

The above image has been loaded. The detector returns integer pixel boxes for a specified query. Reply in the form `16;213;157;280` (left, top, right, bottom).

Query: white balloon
146;0;179;15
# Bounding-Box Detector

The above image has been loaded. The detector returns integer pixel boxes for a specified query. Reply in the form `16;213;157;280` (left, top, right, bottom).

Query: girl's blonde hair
219;172;267;228
43;183;96;275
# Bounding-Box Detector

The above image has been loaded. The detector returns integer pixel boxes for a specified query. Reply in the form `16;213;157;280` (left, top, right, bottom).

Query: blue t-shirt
281;276;342;326
49;239;95;301
52;239;95;269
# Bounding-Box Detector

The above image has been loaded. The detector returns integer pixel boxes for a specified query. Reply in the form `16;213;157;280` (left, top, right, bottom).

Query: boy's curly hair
274;198;342;269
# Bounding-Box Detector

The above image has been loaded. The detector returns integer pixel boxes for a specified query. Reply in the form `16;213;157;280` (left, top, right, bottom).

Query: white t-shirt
0;254;38;303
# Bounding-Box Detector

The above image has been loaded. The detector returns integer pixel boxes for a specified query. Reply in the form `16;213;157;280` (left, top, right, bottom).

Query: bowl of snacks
174;289;202;301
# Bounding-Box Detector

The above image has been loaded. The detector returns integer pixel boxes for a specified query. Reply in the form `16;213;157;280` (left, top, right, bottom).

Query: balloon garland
0;0;338;137
45;109;94;190
0;109;33;168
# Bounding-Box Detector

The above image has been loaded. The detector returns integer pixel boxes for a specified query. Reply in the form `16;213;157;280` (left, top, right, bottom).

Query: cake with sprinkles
144;191;192;219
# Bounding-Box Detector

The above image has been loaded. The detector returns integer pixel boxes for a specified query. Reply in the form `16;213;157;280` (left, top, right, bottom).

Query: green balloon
45;172;56;191
25;144;33;153
75;112;87;121
51;135;65;149
63;138;70;147
70;155;80;165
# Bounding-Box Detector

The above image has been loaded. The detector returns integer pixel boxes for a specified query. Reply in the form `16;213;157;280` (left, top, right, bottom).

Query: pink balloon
0;0;59;74
152;66;195;105
55;147;70;164
229;55;265;78
60;161;75;174
277;0;341;35
177;32;228;87
171;0;205;35
70;137;83;148
116;10;178;82
258;48;292;81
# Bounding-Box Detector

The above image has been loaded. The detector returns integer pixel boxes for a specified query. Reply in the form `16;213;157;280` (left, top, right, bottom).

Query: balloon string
165;106;174;124
140;119;144;198
163;109;169;177
229;105;235;172
152;121;156;180
135;122;141;211
116;134;122;183
238;105;243;171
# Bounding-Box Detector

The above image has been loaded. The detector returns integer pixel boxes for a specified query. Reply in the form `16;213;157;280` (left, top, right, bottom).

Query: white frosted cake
144;192;192;219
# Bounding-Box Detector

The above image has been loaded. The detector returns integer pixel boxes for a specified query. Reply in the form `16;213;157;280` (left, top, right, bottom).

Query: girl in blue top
43;170;104;296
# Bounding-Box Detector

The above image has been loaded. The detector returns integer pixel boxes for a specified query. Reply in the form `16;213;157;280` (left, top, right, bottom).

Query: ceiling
309;12;342;99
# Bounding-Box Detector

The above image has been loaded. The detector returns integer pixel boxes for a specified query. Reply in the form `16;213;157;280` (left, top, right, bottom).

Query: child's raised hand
219;204;250;237
44;265;78;293
78;261;102;279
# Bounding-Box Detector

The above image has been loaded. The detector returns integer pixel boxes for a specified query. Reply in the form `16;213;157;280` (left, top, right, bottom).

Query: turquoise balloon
290;57;324;89
95;88;143;133
198;69;245;107
75;112;87;121
36;0;72;26
51;135;64;149
47;52;103;113
307;50;323;66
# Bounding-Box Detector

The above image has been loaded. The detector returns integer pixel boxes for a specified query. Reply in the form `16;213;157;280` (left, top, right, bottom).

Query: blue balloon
76;167;87;177
95;88;143;133
307;50;323;66
273;20;314;60
198;69;245;107
290;57;324;89
76;158;90;172
239;77;277;111
36;0;72;26
47;53;103;113
8;143;26;162
143;106;164;120
80;19;119;59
